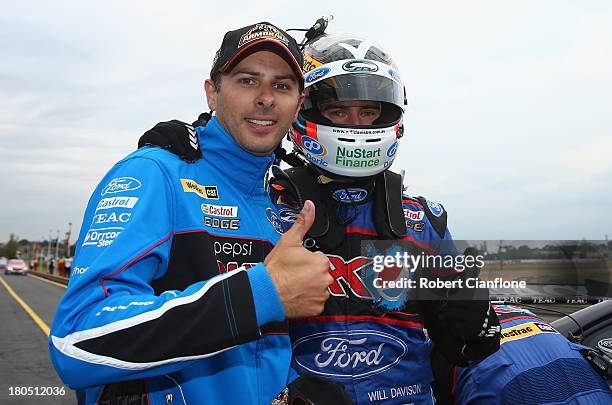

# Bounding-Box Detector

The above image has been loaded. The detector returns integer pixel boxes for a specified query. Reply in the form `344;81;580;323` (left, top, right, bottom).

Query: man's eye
329;110;346;117
361;110;379;118
240;78;256;86
274;82;290;90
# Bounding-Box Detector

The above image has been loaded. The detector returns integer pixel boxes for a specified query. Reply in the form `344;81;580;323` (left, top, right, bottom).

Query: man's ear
293;94;305;121
204;79;218;111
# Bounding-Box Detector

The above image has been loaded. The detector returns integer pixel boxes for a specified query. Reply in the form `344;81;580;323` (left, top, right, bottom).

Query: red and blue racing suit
272;176;454;405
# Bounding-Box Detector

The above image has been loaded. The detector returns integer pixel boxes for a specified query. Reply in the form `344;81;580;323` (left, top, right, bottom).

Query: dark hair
211;73;222;92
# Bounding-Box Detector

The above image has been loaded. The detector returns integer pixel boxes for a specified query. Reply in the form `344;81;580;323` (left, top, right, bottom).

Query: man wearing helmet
139;31;500;405
289;34;405;178
267;33;500;404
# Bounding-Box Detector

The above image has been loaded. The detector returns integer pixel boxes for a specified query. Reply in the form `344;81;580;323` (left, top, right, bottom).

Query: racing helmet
290;33;406;178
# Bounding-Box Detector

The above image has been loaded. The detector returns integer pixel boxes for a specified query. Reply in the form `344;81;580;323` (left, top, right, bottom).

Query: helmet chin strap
318;172;376;190
313;164;380;185
273;143;304;168
268;164;410;252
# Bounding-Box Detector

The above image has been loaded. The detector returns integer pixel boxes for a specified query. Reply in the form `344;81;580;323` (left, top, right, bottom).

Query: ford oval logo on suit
292;330;407;379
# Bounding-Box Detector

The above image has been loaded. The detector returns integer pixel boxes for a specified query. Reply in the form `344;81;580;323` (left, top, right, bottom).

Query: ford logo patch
332;188;368;203
265;208;284;234
306;67;330;83
101;177;142;196
292;330;407;379
426;200;444;217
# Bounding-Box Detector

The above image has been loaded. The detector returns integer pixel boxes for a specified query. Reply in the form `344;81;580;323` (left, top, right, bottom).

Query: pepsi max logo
387;142;398;157
265;208;284;234
301;136;327;156
306;67;330;83
292;330;407;379
332;188;368;203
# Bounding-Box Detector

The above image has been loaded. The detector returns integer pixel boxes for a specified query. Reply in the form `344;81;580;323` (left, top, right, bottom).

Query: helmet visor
303;73;405;112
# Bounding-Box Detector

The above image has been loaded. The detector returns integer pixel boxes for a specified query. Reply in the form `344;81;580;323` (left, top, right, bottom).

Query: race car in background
4;258;29;275
552;299;612;386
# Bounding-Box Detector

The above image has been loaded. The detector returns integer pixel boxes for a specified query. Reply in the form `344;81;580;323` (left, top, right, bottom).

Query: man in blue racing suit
49;22;333;405
431;304;612;404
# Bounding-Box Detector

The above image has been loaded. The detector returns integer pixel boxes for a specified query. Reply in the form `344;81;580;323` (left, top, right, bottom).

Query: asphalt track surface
0;273;589;405
0;274;76;404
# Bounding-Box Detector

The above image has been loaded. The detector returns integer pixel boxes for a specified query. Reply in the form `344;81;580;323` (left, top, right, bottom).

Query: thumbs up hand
264;200;333;318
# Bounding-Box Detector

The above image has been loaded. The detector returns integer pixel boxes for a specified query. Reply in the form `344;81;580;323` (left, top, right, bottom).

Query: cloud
1;1;611;243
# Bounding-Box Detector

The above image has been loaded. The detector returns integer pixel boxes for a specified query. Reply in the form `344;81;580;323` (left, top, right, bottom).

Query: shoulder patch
416;196;448;239
425;199;444;217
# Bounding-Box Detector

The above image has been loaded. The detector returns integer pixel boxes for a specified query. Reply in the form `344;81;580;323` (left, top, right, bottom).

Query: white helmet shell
291;33;406;178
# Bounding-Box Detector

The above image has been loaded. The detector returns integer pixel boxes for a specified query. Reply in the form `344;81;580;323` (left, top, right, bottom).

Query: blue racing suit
49;117;290;404
271;175;455;405
446;305;612;404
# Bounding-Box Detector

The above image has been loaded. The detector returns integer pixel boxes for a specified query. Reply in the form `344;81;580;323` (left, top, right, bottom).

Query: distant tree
2;234;19;258
559;243;578;259
480;241;488;255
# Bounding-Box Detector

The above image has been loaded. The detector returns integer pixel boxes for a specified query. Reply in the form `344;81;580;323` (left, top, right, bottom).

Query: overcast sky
1;1;611;245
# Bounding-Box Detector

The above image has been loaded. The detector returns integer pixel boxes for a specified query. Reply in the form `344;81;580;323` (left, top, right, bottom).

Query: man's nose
256;85;275;109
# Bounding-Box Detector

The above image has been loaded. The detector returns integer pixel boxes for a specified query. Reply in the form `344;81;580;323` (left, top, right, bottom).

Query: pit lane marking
27;273;68;289
0;276;51;337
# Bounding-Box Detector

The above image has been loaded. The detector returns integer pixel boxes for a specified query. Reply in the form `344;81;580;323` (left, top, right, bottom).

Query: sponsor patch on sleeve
500;321;558;344
201;203;238;218
180;179;219;199
96;196;139;210
101;177;142;196
82;227;123;248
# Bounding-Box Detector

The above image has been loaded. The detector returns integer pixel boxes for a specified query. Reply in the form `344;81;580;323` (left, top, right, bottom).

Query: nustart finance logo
336;147;381;167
